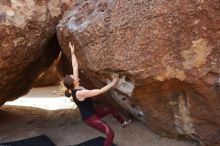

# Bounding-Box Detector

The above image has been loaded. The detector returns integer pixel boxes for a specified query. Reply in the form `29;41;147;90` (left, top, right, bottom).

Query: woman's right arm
76;74;120;99
69;42;79;80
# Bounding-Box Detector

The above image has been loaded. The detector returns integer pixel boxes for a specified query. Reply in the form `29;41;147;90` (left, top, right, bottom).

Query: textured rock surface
57;0;220;145
33;57;62;87
0;0;74;105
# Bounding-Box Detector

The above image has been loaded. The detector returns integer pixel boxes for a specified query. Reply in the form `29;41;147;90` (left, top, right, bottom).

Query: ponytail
65;89;72;97
64;75;74;97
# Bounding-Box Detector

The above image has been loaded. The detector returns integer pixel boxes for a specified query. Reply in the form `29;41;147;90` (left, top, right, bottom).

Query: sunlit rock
0;0;74;105
57;0;220;145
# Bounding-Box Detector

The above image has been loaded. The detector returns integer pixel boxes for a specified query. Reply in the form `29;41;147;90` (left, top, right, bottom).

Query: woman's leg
85;114;114;146
96;105;124;124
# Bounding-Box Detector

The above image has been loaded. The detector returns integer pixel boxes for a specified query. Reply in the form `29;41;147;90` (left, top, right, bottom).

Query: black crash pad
71;136;117;146
0;135;55;146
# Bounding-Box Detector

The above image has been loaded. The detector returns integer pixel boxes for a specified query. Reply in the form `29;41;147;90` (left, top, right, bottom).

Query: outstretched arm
76;74;120;100
69;42;79;80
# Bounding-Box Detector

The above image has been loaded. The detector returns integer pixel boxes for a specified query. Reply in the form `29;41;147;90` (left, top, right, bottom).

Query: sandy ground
0;86;197;146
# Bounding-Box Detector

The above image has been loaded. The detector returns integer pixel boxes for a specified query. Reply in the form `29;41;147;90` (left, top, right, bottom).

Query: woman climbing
64;42;131;146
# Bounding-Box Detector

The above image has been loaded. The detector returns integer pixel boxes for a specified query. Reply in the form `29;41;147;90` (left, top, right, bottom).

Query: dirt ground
0;86;197;146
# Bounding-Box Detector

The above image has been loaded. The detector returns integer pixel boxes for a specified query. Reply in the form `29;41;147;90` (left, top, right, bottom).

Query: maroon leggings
84;105;124;146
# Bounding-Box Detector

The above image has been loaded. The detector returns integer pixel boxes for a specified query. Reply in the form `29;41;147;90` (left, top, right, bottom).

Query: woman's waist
78;106;96;113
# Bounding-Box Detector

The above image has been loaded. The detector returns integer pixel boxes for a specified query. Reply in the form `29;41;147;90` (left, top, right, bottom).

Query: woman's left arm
69;42;79;80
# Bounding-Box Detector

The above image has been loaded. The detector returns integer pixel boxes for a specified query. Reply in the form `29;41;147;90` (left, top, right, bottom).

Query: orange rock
57;0;220;145
0;0;74;105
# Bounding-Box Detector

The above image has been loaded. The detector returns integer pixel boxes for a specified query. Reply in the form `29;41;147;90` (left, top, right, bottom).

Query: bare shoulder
76;88;100;99
76;89;90;100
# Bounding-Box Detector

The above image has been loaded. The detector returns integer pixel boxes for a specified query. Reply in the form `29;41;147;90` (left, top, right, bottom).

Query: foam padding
71;136;117;146
0;135;56;146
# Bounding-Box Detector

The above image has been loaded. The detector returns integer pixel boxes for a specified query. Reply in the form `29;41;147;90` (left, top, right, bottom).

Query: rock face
57;0;220;145
0;0;74;105
33;57;62;87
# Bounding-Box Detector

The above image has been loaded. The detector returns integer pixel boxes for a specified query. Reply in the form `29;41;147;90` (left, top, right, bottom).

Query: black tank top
71;89;96;120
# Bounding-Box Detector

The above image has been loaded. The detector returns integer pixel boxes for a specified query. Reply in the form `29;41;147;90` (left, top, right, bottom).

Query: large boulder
0;0;74;105
57;0;220;145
